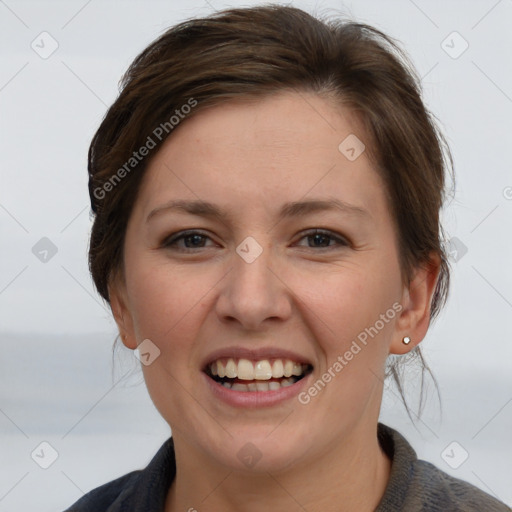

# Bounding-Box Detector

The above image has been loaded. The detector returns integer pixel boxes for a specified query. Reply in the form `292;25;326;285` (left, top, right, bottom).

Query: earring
402;336;411;345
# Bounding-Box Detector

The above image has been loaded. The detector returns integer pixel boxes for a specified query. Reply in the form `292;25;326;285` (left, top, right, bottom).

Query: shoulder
63;470;142;511
409;458;510;511
62;437;176;512
376;423;510;512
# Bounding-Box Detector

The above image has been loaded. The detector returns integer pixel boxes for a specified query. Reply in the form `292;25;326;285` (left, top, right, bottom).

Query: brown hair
88;4;453;418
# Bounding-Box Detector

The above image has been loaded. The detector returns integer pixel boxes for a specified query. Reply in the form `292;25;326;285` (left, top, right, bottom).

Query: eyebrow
146;198;371;224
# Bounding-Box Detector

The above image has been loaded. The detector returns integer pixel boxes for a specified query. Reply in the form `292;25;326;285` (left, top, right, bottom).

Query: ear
390;252;441;355
109;279;137;350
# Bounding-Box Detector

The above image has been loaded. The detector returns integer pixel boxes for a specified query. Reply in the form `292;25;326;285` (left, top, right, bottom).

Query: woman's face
112;91;422;472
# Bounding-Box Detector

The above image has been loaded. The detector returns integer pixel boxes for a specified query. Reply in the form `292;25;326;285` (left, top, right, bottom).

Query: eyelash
161;229;349;253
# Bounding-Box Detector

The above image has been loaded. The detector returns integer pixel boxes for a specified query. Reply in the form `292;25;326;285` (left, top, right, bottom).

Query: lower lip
203;372;312;408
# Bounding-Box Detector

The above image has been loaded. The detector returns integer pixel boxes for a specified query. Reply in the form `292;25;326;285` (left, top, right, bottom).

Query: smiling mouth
204;357;313;392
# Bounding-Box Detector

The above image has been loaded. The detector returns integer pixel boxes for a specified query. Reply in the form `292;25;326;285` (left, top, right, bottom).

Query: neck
165;422;392;512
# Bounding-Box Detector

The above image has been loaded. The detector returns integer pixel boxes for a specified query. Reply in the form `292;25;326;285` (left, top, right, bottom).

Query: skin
110;91;440;512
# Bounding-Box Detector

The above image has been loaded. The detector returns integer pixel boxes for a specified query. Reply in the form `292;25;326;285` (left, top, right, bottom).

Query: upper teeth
210;358;306;380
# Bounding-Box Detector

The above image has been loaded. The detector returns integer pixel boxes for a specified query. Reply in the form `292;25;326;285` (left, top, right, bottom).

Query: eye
161;230;217;252
295;229;349;249
161;228;349;253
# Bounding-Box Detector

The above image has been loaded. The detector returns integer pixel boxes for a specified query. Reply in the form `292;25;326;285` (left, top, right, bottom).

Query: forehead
135;91;387;222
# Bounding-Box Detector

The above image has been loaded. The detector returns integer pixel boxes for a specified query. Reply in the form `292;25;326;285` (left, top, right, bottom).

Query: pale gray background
1;0;511;510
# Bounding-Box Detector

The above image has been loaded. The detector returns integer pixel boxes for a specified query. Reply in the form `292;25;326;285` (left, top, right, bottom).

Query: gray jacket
64;422;510;511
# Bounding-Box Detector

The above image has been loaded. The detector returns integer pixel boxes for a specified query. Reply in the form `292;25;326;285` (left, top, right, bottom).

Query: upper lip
201;346;313;371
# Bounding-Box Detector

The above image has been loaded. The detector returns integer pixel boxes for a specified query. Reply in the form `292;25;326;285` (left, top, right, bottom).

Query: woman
65;5;510;511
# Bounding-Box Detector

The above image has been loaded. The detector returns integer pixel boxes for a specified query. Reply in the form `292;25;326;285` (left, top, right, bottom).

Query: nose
215;243;292;331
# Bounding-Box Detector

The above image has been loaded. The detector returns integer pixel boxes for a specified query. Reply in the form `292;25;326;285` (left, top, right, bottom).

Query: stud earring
402;336;411;345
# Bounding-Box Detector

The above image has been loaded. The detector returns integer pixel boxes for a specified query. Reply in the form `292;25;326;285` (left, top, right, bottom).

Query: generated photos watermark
93;97;198;200
298;301;403;405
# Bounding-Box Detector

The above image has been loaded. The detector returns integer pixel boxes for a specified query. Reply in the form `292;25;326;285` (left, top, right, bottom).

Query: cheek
282;259;400;356
124;256;220;347
123;259;217;426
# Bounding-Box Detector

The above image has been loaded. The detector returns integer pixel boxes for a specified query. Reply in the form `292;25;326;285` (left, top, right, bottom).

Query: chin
204;426;311;474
